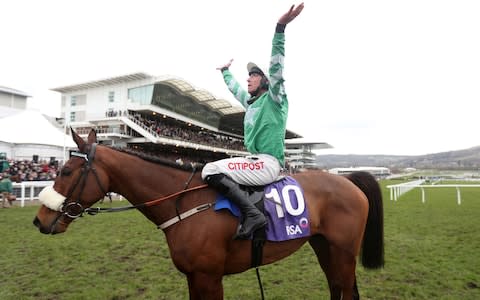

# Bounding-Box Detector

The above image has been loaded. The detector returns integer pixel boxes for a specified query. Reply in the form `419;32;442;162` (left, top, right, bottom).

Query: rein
84;184;208;214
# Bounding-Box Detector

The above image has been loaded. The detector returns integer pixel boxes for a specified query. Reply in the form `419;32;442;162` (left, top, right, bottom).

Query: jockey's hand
278;2;304;25
216;59;233;71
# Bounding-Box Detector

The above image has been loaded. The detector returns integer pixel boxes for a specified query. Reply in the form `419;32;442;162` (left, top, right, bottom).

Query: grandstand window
70;96;77;106
70;111;76;122
108;91;115;102
128;85;154;105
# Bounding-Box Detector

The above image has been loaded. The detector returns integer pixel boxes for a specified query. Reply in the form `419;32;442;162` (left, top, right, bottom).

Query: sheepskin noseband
39;185;66;212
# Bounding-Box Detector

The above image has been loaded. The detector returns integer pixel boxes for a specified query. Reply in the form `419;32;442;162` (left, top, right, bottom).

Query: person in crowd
201;3;305;239
0;173;14;208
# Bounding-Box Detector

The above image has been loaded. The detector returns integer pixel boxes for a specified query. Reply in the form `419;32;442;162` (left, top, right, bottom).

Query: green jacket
0;178;13;193
222;30;288;166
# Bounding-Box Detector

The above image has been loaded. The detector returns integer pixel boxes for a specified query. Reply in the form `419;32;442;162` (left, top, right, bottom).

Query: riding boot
206;174;267;239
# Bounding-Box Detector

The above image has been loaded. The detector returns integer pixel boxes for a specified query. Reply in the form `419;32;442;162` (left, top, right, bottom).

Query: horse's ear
70;127;85;149
87;128;97;144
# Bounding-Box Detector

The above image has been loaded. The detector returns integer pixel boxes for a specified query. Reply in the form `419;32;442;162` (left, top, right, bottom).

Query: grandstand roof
285;138;333;150
51;72;154;93
0;85;31;97
158;78;244;116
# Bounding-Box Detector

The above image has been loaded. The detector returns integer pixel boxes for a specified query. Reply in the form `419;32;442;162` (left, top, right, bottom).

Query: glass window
108;91;115;102
71;96;77;106
128;85;154;105
70;111;76;122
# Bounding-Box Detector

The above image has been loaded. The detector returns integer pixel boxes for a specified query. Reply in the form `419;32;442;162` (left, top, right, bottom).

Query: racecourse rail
2;181;122;207
4;180;479;207
387;180;480;205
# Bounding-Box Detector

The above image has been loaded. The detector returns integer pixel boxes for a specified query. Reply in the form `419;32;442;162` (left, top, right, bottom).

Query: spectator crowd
131;113;246;151
2;159;59;182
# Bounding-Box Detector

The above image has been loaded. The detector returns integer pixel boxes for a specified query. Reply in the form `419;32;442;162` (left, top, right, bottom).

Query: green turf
0;181;479;299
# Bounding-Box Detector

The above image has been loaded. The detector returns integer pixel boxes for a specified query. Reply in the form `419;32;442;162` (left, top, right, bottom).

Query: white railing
4;181;124;207
10;181;52;207
387;179;425;201
386;181;480;205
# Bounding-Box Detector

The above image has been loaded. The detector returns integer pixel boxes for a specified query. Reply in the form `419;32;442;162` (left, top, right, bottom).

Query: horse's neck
103;151;206;227
105;152;197;204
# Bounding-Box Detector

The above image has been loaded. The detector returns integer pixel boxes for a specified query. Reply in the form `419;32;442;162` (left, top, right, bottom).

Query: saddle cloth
214;176;310;241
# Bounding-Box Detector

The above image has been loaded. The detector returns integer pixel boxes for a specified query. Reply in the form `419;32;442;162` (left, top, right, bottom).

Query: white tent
0;110;76;162
0;110;75;147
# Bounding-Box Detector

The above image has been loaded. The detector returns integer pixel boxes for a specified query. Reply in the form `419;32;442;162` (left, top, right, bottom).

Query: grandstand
285;138;332;171
52;72;332;166
328;166;391;179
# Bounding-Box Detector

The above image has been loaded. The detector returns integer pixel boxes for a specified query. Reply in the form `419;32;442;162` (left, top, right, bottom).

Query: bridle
59;143;110;219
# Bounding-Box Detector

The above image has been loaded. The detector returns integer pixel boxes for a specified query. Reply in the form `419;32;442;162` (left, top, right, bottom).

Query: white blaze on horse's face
38;185;66;212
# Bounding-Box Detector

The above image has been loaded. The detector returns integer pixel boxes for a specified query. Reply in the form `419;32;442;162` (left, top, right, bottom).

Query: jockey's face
247;73;263;95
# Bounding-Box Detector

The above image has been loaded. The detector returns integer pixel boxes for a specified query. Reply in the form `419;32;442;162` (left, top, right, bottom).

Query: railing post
21;182;26;207
456;187;461;205
30;186;35;203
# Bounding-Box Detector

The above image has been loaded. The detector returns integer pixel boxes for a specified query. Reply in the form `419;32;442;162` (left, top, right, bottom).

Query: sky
1;0;479;156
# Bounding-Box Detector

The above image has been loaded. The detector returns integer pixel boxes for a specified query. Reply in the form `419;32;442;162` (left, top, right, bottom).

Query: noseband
60;143;110;219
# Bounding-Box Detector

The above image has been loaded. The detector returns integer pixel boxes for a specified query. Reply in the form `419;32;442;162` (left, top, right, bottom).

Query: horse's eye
60;167;72;176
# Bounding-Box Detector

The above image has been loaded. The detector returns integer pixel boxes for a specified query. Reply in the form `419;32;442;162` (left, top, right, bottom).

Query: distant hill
316;146;480;171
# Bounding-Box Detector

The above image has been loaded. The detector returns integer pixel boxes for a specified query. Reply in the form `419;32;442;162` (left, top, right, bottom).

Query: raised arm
278;2;304;25
218;59;251;108
216;59;233;72
268;3;304;104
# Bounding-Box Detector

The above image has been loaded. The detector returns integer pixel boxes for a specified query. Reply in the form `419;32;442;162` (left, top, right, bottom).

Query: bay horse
33;129;384;299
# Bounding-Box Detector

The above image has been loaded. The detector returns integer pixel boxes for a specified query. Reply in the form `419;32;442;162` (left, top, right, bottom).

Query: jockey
202;3;305;239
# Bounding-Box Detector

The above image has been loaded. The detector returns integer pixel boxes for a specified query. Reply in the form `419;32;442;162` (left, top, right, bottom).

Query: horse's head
33;128;111;234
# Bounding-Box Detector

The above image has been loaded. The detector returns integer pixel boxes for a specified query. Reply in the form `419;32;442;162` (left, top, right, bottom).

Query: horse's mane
109;146;204;172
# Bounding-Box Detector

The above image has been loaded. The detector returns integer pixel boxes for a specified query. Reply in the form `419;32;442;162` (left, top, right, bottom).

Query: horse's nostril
33;217;40;228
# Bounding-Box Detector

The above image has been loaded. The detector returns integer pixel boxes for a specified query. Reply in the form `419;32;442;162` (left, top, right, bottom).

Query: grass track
0;181;479;299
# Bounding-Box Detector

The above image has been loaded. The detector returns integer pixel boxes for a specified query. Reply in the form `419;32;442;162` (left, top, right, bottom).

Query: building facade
0;86;29;110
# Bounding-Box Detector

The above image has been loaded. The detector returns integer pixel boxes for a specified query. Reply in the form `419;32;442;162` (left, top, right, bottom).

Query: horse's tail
346;171;384;269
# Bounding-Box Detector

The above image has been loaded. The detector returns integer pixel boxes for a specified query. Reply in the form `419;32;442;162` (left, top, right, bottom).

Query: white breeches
201;154;281;186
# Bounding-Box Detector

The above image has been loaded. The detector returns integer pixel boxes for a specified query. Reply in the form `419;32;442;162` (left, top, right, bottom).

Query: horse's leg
327;245;357;300
309;235;337;297
309;235;357;300
186;272;224;300
353;277;360;300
